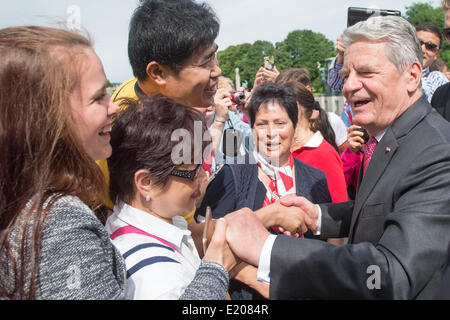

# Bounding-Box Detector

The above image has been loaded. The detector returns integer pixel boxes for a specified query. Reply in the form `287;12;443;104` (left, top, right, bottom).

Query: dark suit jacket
269;95;450;299
431;82;450;122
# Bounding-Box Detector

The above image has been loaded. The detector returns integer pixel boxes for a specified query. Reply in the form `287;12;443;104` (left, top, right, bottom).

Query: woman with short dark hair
106;95;235;299
196;83;332;299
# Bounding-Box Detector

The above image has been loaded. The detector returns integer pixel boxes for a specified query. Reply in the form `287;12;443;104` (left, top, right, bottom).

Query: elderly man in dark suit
225;16;450;300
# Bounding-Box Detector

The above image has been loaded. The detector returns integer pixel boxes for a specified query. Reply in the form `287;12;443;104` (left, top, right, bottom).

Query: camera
231;91;246;104
355;127;370;144
347;7;401;27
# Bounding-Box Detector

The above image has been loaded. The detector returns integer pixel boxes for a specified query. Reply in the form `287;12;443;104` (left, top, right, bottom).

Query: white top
327;112;348;147
105;202;201;300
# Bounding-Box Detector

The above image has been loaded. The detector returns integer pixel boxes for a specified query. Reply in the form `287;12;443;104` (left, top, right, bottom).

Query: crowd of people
0;0;450;300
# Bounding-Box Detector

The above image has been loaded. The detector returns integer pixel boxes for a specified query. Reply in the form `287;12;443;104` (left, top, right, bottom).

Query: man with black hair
431;0;450;122
416;22;448;101
99;0;227;224
118;0;221;109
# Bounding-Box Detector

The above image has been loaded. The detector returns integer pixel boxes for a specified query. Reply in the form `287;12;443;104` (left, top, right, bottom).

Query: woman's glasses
170;164;202;181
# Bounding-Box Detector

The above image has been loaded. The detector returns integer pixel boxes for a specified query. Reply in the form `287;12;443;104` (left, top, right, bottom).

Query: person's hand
264;195;317;237
279;196;319;234
225;208;269;266
213;89;232;122
203;218;239;272
336;35;346;64
253;66;280;89
235;87;252;122
347;125;365;154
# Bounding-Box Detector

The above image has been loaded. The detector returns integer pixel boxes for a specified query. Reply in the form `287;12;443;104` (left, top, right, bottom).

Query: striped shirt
105;202;201;300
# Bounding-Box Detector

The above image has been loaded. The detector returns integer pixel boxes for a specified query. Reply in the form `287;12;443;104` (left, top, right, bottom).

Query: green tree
217;43;251;88
405;2;445;28
217;30;336;93
241;40;276;88
405;2;450;67
276;30;336;93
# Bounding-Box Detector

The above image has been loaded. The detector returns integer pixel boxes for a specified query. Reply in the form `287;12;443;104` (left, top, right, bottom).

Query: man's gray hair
342;16;423;71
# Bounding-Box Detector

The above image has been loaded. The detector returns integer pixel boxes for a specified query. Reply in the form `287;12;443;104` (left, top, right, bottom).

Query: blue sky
0;0;442;83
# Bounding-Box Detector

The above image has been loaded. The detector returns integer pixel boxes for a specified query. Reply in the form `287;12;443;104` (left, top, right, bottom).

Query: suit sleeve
270;143;450;299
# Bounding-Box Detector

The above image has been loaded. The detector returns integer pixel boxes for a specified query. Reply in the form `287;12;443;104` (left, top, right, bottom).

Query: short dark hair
416;22;443;49
281;81;339;153
128;0;220;81
275;68;311;87
248;83;298;129
108;95;208;204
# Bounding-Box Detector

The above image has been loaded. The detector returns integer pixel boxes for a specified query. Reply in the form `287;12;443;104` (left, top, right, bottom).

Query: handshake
202;195;318;282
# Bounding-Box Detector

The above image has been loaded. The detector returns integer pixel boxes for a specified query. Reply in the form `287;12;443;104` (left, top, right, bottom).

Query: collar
303;131;324;148
113;202;190;249
374;128;387;143
422;67;430;78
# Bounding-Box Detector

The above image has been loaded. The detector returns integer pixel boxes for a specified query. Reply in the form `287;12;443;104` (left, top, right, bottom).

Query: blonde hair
442;0;450;10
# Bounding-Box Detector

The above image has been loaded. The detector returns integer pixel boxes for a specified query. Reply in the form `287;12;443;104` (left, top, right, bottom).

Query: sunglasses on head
443;28;450;42
419;39;439;53
170;164;202;181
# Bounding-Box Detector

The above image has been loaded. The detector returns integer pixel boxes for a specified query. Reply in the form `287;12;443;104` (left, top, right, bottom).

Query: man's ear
146;61;167;86
406;61;423;93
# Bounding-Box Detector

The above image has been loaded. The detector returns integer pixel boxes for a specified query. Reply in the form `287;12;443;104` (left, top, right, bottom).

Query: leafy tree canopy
217;2;449;94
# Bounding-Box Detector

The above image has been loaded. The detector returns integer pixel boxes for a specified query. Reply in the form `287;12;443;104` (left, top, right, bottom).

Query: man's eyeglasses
170;164;202;181
419;39;440;53
443;28;450;42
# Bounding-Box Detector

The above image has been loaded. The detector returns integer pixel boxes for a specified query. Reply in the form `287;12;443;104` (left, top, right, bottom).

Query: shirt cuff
257;207;322;284
314;204;322;236
257;234;277;284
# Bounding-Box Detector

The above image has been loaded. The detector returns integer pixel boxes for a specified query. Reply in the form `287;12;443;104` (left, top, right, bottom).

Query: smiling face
70;48;119;161
341;40;421;136
253;102;295;167
162;43;221;109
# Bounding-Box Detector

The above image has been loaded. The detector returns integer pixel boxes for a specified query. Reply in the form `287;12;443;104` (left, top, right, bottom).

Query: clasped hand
203;196;318;269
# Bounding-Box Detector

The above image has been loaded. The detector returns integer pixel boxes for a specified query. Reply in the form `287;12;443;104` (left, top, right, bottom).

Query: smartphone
264;56;275;71
202;206;213;254
347;7;401;27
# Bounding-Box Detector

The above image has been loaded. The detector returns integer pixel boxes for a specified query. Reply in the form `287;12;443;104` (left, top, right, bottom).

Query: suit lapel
348;94;430;243
349;128;398;242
